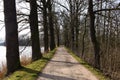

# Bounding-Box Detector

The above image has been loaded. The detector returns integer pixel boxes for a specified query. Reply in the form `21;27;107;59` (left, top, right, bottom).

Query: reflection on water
0;46;44;70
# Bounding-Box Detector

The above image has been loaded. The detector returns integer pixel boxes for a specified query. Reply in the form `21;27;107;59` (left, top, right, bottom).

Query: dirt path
37;47;98;80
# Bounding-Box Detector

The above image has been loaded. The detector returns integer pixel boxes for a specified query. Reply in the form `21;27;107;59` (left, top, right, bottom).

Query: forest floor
37;47;98;80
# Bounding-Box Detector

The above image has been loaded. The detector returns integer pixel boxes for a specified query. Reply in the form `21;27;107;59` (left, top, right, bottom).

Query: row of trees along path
37;47;98;80
3;0;55;75
3;0;120;79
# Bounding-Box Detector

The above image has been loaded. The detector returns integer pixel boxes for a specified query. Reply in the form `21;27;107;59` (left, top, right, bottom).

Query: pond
0;46;44;70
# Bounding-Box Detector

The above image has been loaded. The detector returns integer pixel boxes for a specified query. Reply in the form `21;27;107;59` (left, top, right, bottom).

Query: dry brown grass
0;62;7;79
0;55;32;79
20;55;32;66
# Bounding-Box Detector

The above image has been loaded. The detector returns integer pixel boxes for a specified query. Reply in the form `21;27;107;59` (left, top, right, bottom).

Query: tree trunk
88;0;100;69
70;12;75;49
4;0;21;75
48;0;56;50
75;16;79;49
43;0;49;52
82;17;87;57
30;0;42;61
75;0;79;50
57;31;60;47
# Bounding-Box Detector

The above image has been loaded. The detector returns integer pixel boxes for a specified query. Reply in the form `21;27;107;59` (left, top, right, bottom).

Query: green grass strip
66;48;110;80
3;49;56;80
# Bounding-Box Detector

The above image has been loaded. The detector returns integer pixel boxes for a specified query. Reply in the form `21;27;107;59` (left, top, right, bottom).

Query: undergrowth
66;48;110;80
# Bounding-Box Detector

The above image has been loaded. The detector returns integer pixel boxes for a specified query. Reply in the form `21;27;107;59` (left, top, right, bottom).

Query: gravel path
37;47;98;80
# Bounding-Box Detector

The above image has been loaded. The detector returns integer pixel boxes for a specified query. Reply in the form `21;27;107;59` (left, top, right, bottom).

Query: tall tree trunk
48;0;56;50
43;0;49;52
82;17;87;57
30;0;42;61
75;17;79;50
71;24;75;49
75;0;79;50
88;0;100;69
4;0;21;75
70;7;75;49
57;31;60;46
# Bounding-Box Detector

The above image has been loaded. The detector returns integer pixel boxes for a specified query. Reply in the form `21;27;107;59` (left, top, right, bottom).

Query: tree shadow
42;56;79;64
42;57;50;61
50;60;79;65
38;73;76;80
42;56;89;66
20;67;39;74
38;73;90;80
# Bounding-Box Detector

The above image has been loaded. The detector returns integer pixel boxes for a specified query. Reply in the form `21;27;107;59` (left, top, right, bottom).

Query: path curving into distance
37;47;98;80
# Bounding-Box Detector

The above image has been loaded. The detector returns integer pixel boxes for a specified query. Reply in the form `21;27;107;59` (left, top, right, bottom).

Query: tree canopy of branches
2;0;120;79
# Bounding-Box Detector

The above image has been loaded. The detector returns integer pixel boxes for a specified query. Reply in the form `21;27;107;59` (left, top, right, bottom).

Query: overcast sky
0;0;30;41
0;0;119;41
0;0;4;41
0;0;67;41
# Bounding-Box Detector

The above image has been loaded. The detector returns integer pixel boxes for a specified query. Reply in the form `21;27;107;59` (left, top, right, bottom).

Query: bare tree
29;0;42;61
88;0;100;69
48;0;56;50
4;0;21;75
41;0;49;52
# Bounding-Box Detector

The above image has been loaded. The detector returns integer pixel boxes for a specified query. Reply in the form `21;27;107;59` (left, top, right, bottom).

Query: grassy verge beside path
66;48;110;80
3;49;56;80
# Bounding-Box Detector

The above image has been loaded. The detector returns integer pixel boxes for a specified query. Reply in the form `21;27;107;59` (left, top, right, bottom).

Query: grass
0;54;32;79
3;49;56;80
66;48;110;80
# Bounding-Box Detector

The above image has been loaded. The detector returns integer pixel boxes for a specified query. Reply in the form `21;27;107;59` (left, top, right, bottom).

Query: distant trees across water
18;35;31;46
0;36;31;46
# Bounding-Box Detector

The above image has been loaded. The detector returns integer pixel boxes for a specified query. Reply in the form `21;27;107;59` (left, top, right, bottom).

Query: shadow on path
50;60;79;65
39;73;76;80
39;73;90;80
37;47;98;80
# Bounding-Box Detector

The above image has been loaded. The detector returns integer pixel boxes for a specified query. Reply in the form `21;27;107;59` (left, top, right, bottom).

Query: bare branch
54;1;70;12
94;8;120;13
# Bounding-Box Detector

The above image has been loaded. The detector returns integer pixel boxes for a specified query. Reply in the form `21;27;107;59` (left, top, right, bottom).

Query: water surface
0;46;44;70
